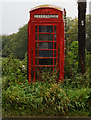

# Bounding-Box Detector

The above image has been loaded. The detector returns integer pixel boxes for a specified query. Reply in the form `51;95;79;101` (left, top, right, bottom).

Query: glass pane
35;26;37;32
39;50;53;57
36;43;38;49
36;50;55;57
39;67;53;71
36;50;38;57
54;26;56;33
36;42;53;49
39;59;53;65
36;58;38;65
39;26;53;33
55;50;56;57
39;34;53;41
36;34;37;40
54;42;56;49
54;59;56;65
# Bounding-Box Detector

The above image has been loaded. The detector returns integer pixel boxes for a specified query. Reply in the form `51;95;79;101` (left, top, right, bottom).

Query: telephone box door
28;22;64;82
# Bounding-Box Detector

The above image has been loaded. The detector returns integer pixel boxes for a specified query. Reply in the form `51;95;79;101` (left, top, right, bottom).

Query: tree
78;0;87;73
2;24;28;59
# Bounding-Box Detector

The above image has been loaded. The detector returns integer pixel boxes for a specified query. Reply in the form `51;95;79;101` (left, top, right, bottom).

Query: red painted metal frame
28;7;64;83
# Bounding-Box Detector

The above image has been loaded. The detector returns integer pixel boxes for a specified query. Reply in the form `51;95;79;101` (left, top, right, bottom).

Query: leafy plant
2;54;27;90
36;68;58;83
2;81;91;116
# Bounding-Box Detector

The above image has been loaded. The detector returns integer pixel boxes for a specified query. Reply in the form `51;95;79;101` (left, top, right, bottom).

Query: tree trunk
78;0;86;73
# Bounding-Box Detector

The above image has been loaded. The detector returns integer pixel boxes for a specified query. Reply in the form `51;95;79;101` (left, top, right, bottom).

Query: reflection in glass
39;34;53;41
39;26;53;33
39;50;53;57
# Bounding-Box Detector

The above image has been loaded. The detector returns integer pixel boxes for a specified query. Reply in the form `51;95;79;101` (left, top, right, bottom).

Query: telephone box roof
30;4;63;12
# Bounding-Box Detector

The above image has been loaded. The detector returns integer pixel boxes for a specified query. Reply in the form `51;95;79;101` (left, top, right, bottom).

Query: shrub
67;88;91;114
2;54;27;90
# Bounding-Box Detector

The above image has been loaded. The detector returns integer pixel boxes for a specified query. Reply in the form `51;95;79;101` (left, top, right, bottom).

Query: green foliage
65;41;78;78
64;17;90;88
2;34;15;50
36;68;58;83
66;88;91;116
66;17;78;43
2;81;91;116
2;54;27;90
2;24;28;59
0;36;2;52
64;18;79;79
2;82;69;116
64;41;90;88
2;53;91;116
86;15;91;53
86;53;91;87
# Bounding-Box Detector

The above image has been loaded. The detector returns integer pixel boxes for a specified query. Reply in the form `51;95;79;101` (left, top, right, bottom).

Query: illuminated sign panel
34;14;58;18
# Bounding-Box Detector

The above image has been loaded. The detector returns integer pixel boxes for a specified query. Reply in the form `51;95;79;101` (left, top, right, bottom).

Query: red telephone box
28;5;64;83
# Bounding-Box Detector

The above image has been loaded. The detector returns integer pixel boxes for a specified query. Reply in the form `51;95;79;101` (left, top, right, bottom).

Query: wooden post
78;0;86;73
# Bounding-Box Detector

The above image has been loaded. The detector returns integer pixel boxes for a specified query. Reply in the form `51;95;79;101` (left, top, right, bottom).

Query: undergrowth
2;54;91;116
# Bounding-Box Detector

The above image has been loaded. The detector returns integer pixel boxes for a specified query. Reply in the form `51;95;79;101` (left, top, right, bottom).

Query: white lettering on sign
34;14;58;18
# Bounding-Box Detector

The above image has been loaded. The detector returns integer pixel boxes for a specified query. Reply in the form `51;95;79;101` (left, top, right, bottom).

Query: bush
2;54;27;90
66;88;91;116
